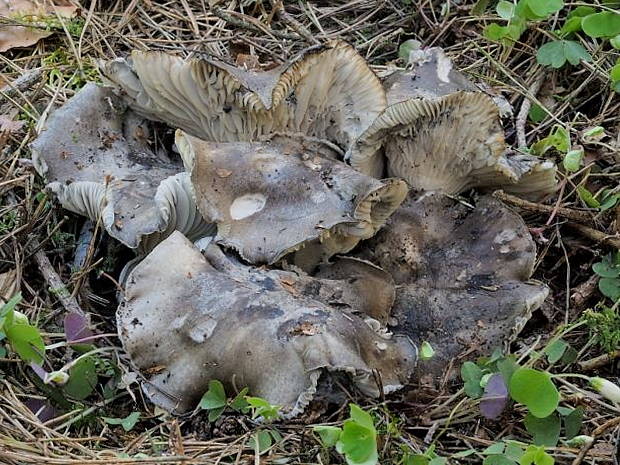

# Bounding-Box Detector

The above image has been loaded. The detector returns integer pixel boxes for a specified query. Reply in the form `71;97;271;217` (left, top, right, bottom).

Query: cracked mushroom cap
118;231;416;416
99;40;387;175
30;83;214;251
177;131;407;267
356;192;549;378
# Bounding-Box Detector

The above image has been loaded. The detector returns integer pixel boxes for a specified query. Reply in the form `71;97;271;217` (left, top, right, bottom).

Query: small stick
516;73;545;148
211;7;299;41
0;68;44;105
578;350;620;371
270;0;320;44
570;274;599;310
493;190;593;223
567;223;620;249
30;241;86;317
571;416;620;465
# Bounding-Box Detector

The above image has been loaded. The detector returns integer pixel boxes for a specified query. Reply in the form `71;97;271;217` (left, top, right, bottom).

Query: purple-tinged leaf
480;373;508;419
29;362;48;381
64;312;93;343
24;398;59;422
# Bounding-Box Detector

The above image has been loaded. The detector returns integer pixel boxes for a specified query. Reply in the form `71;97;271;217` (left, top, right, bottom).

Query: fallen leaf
0;0;77;53
63;312;93;343
279;277;298;295
24;398;59;422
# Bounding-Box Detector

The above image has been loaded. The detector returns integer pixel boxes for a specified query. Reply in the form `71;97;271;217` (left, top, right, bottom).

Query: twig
578;350;620;370
493;190;593;223
30;240;86;317
0;68;44;106
270;0;320;44
211;7;299;41
570;274;599;310
571;416;620;465
516;73;545;148
567;223;620;249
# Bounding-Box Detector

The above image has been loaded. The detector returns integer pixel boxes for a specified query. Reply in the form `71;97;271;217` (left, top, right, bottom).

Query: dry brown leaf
0;0;77;52
0;269;18;304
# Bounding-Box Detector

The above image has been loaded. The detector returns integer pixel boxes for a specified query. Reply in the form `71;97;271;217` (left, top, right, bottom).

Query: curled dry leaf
118;231;416;416
0;0;77;52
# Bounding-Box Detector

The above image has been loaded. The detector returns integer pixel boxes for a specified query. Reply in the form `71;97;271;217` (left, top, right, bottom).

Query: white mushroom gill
99;40;387;175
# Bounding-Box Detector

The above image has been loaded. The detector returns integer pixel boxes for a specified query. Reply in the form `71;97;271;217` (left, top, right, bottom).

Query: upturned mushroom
349;47;557;197
176;131;407;268
99;40;388;176
119;231;416;416
31;83;214;252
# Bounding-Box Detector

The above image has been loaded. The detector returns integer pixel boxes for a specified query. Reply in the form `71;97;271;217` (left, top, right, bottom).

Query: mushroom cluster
32;41;556;417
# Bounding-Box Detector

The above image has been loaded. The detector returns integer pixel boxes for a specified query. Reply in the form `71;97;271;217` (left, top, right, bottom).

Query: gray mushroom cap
99;40;387;176
118;231;416;416
384;47;479;105
177;131;407;267
356;192;549;378
30;83;214;251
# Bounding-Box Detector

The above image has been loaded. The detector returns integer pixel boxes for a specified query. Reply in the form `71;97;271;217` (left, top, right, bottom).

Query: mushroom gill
177;131;407;268
119;231;416;416
356;191;549;378
99;40;387;176
30;83;214;252
349;47;557;196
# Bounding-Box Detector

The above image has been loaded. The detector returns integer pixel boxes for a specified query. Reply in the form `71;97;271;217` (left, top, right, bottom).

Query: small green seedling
103;412;141;431
246;396;280;422
198;380;249;422
419;341;435;360
583;305;620;352
592;253;620;302
0;293;45;364
314;404;378;465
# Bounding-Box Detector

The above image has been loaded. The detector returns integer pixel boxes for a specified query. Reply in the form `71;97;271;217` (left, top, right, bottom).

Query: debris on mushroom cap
176;131;407;267
30;83;214;251
314;256;396;325
118;231;416;416
99;40;387;175
356;192;549;378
